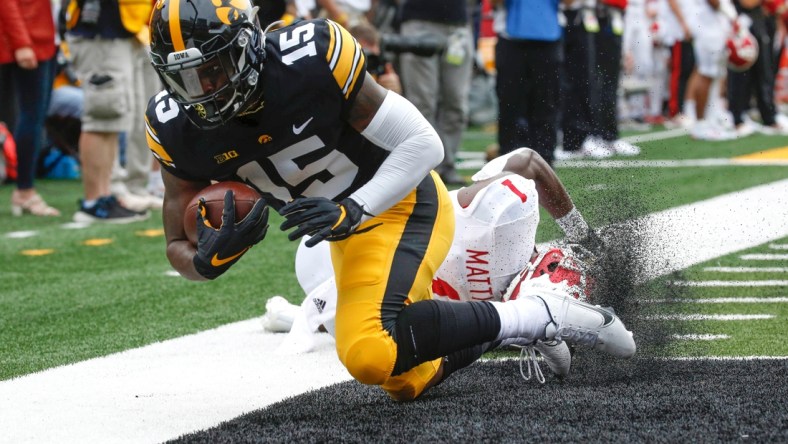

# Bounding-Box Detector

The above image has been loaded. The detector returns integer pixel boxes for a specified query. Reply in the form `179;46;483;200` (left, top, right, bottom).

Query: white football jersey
432;174;539;302
291;147;541;347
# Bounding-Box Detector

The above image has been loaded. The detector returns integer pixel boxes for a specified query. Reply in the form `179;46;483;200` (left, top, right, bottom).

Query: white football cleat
505;337;572;383
534;340;571;377
609;139;641;156
261;296;300;333
579;136;614;159
532;285;636;359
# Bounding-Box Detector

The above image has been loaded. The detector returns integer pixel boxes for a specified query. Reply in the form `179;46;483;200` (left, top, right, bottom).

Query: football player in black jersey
146;0;635;401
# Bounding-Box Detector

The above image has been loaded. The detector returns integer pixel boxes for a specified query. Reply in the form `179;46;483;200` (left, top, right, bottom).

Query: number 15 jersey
144;19;389;209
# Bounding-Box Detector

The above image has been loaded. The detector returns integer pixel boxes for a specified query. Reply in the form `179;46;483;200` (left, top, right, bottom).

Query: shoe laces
555;327;599;347
553;293;600;348
516;343;546;384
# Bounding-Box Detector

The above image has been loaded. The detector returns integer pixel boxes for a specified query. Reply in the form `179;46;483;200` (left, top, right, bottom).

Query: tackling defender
269;148;602;382
146;0;635;401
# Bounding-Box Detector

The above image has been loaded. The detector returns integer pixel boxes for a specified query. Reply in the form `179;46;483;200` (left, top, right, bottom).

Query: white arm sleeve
351;91;444;216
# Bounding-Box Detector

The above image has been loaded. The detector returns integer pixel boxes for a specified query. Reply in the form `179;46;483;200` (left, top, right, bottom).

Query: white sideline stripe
644;314;775;321
741;253;788;260
3;180;788;443
646;297;788;304
0;319;352;444
769;243;788;250
703;266;788;272
636;178;788;281
672;334;730;341
669;280;788;287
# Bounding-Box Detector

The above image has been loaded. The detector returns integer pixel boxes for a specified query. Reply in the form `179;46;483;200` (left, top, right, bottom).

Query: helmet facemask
151;18;266;129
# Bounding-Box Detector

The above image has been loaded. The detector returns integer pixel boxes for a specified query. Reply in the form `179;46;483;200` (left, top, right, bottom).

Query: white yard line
672;334;730;341
703;266;788;272
769;243;788;250
2;179;788;443
4;230;37;239
556;158;788;168
457;157;788;171
646;297;788;303
621;127;688;143
741;253;788;260
644;314;775;321
669;280;788;287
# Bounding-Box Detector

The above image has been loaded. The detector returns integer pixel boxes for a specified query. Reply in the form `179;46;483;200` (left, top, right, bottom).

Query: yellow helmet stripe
169;0;185;51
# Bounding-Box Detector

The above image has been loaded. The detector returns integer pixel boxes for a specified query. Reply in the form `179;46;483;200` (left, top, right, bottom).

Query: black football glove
279;197;368;248
193;190;269;280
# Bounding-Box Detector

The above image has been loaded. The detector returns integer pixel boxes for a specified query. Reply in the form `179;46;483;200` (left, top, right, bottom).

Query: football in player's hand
184;181;262;246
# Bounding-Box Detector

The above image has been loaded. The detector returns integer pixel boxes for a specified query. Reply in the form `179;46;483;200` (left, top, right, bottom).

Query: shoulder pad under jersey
144;90;185;173
273;19;367;102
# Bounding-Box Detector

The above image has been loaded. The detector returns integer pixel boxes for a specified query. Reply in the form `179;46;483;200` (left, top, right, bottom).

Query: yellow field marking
21;249;55;256
136;229;165;237
83;238;114;246
734;146;788;161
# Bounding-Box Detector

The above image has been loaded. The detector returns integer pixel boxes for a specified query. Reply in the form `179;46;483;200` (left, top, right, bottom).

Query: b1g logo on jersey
214;150;239;164
211;0;253;25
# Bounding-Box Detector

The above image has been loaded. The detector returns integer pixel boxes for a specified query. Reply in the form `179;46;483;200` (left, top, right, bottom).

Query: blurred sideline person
557;0;602;160
1;0;60;216
727;0;788;136
659;0;696;124
316;0;372;28
349;22;402;94
685;0;736;140
146;0;635;401
588;0;642;156
109;32;164;213
265;148;608;383
492;0;563;165
398;0;474;185
64;0;151;222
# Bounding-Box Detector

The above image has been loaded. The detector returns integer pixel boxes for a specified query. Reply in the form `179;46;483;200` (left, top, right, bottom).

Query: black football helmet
149;0;267;128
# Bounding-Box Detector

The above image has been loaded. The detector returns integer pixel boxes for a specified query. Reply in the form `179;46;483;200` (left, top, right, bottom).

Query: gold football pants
331;171;454;401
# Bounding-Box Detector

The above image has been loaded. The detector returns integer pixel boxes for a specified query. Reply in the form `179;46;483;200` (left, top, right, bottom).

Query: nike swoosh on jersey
292;117;314;135
211;247;250;267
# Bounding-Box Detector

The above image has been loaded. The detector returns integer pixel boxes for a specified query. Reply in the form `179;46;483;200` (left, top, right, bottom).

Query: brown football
183;181;262;246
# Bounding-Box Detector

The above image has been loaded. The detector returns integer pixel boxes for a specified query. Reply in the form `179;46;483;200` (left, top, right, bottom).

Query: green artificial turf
0;129;786;380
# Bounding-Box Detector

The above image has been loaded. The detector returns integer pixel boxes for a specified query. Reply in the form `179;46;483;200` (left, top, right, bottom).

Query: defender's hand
279;197;367;247
193;190;269;280
579;229;605;257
